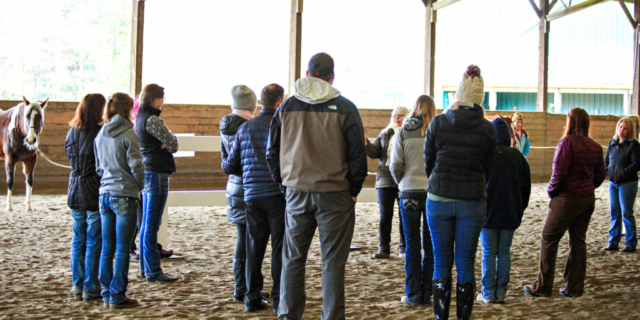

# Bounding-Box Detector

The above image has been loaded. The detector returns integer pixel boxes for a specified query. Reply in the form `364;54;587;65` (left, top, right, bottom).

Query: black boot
456;282;476;320
433;277;452;320
233;259;247;301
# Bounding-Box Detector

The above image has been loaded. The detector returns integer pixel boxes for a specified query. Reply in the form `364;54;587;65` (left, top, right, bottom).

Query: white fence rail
159;135;377;245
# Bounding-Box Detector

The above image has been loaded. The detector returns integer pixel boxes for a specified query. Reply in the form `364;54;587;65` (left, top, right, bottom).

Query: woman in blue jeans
136;84;179;282
423;65;496;320
604;117;639;253
66;93;106;301
390;95;435;306
477;118;530;304
95;92;145;309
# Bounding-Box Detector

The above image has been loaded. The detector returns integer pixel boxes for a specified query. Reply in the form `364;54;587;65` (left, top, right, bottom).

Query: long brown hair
103;93;134;124
409;95;436;137
69;93;106;132
563;108;590;140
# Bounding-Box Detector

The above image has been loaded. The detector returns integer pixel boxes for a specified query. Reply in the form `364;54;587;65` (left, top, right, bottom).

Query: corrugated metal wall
496;92;554;111
560;93;624;115
443;92;489;109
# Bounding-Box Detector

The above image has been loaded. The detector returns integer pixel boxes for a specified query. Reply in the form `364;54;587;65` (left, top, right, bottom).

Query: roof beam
432;0;462;11
529;0;542;17
618;0;638;28
546;0;607;22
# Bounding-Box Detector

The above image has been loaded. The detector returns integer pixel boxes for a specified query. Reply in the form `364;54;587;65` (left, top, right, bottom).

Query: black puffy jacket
424;103;496;200
222;108;281;201
220;113;249;224
66;127;101;211
604;138;640;184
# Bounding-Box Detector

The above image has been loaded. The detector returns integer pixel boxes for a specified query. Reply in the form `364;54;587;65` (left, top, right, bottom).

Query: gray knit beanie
231;85;257;111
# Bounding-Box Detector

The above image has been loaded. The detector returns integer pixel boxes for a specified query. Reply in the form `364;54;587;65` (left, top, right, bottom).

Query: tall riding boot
456;282;476;320
233;259;247;301
433;277;452;320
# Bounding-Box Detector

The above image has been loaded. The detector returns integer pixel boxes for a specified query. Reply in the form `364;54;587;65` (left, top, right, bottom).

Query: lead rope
37;148;72;169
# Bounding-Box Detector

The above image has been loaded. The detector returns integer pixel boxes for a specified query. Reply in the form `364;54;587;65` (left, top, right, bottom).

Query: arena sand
0;183;638;319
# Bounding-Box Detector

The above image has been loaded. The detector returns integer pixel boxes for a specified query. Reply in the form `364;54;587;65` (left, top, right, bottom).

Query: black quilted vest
135;104;176;174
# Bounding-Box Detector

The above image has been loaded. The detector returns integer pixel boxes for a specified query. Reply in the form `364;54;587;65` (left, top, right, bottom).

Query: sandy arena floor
0;183;639;319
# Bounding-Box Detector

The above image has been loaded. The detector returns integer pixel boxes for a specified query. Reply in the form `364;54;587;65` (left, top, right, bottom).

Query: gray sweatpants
278;189;356;320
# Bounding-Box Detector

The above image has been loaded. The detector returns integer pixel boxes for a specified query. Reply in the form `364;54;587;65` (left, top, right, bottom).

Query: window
142;0;289;104
301;0;425;109
0;0;132;101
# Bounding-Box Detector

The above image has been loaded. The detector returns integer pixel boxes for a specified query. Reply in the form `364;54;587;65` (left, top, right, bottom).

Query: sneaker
399;247;406;258
603;245;620;251
371;251;390;259
400;296;419;306
476;293;495;304
496;297;506;304
71;287;82;301
110;297;139;310
621;246;637;253
523;285;549;297
559;287;575;298
130;249;139;260
147;272;178;282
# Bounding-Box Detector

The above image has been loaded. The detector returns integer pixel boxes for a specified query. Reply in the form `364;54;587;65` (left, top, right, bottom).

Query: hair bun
466;65;481;78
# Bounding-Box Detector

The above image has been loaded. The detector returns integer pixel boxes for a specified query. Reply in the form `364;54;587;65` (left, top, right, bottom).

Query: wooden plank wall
0;101;619;194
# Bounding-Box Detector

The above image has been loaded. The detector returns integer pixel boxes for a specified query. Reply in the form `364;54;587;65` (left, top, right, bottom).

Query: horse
0;97;48;211
496;113;515;147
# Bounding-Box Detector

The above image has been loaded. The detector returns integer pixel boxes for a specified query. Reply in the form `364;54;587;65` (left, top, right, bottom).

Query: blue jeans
140;171;169;278
70;209;102;295
399;198;433;305
480;229;515;300
99;195;139;304
426;198;485;283
609;181;638;248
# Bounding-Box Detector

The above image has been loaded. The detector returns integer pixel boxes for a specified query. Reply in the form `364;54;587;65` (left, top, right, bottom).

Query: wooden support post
130;0;145;98
288;0;303;97
424;0;437;97
537;0;550;112
633;0;640;115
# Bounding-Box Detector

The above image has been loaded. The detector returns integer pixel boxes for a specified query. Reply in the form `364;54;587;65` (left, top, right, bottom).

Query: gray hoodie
94;115;145;199
390;116;429;198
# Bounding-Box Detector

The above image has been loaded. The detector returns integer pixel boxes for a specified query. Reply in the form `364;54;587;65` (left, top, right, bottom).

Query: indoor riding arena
1;1;639;319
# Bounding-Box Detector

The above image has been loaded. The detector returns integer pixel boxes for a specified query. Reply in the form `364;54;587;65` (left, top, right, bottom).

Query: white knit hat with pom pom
455;65;484;106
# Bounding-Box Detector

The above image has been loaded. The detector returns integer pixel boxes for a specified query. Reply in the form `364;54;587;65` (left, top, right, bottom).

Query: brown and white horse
0;97;48;211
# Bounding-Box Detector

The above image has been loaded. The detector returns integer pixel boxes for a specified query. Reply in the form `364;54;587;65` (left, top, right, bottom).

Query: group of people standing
65;51;638;320
67;84;178;310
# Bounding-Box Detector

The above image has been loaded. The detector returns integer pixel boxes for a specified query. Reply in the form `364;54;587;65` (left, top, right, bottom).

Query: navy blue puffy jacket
222;108;281;201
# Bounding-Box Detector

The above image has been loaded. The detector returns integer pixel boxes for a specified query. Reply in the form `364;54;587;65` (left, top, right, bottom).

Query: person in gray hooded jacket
94;92;144;310
389;95;436;307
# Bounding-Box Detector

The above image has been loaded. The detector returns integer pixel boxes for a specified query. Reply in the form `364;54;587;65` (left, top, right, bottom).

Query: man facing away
266;53;368;320
222;84;286;313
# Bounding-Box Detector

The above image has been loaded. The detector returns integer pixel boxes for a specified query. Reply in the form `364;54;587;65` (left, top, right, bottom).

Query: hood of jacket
446;102;486;129
403;116;424;132
103;115;133;138
492;118;511;147
220;114;248;135
294;77;341;104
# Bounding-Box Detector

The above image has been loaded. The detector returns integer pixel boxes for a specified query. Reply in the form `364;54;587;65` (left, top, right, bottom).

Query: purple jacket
547;135;606;199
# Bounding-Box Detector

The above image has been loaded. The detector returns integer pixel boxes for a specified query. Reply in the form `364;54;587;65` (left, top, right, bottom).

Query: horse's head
22;96;48;150
496;113;515;147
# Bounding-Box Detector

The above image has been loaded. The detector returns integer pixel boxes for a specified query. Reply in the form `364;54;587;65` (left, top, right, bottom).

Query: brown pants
531;196;595;297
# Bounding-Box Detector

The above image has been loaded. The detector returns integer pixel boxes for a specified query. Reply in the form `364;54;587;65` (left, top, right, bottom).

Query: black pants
377;187;406;253
245;194;286;306
233;223;247;298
